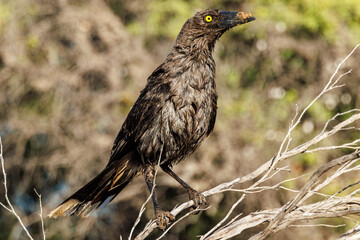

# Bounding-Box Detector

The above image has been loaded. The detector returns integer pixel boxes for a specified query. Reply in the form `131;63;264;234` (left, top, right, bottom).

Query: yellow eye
205;15;213;22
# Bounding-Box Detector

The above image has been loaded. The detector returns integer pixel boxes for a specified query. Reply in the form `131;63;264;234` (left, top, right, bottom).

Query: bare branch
251;151;360;240
337;225;360;240
0;137;34;240
206;194;360;240
200;195;246;239
34;189;46;240
288;223;346;228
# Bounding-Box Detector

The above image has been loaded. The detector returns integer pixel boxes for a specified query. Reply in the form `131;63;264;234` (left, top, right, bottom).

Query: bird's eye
205;15;213;22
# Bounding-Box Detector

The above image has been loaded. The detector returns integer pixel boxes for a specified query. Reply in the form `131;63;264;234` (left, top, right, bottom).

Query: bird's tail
48;158;140;218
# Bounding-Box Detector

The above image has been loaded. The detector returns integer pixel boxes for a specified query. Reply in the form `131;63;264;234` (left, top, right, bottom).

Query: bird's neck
164;44;216;90
173;29;221;56
173;38;215;61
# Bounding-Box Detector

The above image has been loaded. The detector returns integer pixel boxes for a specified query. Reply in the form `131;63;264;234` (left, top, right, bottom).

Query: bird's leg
161;165;206;213
144;165;174;230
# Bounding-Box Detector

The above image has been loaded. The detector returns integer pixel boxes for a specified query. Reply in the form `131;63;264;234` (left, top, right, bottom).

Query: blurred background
0;0;359;239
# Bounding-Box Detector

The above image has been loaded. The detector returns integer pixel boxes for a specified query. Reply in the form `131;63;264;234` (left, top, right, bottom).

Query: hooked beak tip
237;12;256;23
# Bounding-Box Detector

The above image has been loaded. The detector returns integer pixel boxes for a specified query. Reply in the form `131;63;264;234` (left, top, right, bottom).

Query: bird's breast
136;56;217;166
159;63;217;165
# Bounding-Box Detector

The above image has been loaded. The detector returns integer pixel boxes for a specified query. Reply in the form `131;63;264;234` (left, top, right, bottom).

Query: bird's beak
219;11;256;28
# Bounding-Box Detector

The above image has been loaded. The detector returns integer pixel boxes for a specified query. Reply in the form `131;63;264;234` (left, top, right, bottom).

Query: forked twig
0;137;34;240
34;189;46;240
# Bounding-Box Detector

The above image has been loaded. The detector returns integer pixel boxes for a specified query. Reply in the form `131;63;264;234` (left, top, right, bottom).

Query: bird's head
175;9;255;51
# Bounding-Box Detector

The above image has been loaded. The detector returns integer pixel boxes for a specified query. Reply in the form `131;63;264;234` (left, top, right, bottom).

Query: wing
108;65;172;165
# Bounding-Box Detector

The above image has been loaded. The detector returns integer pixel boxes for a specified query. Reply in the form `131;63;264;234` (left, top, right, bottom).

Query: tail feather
49;158;140;218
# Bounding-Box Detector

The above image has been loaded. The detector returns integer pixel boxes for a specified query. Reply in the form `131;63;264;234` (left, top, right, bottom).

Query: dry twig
34;189;46;240
0;137;34;240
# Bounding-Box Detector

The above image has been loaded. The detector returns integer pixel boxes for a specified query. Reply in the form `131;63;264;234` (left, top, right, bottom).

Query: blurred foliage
0;0;359;239
107;0;360;44
256;0;360;43
0;2;11;30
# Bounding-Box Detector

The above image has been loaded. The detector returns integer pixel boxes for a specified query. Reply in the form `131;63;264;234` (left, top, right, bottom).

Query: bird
48;9;255;230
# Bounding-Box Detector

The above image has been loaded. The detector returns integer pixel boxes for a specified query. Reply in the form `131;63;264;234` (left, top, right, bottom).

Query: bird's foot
155;209;175;231
188;189;206;214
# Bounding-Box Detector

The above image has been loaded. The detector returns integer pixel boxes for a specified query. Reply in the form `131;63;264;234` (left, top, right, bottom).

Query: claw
155;209;175;230
188;189;206;214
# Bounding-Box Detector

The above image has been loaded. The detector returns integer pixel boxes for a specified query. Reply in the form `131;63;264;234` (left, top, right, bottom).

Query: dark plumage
49;9;255;230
